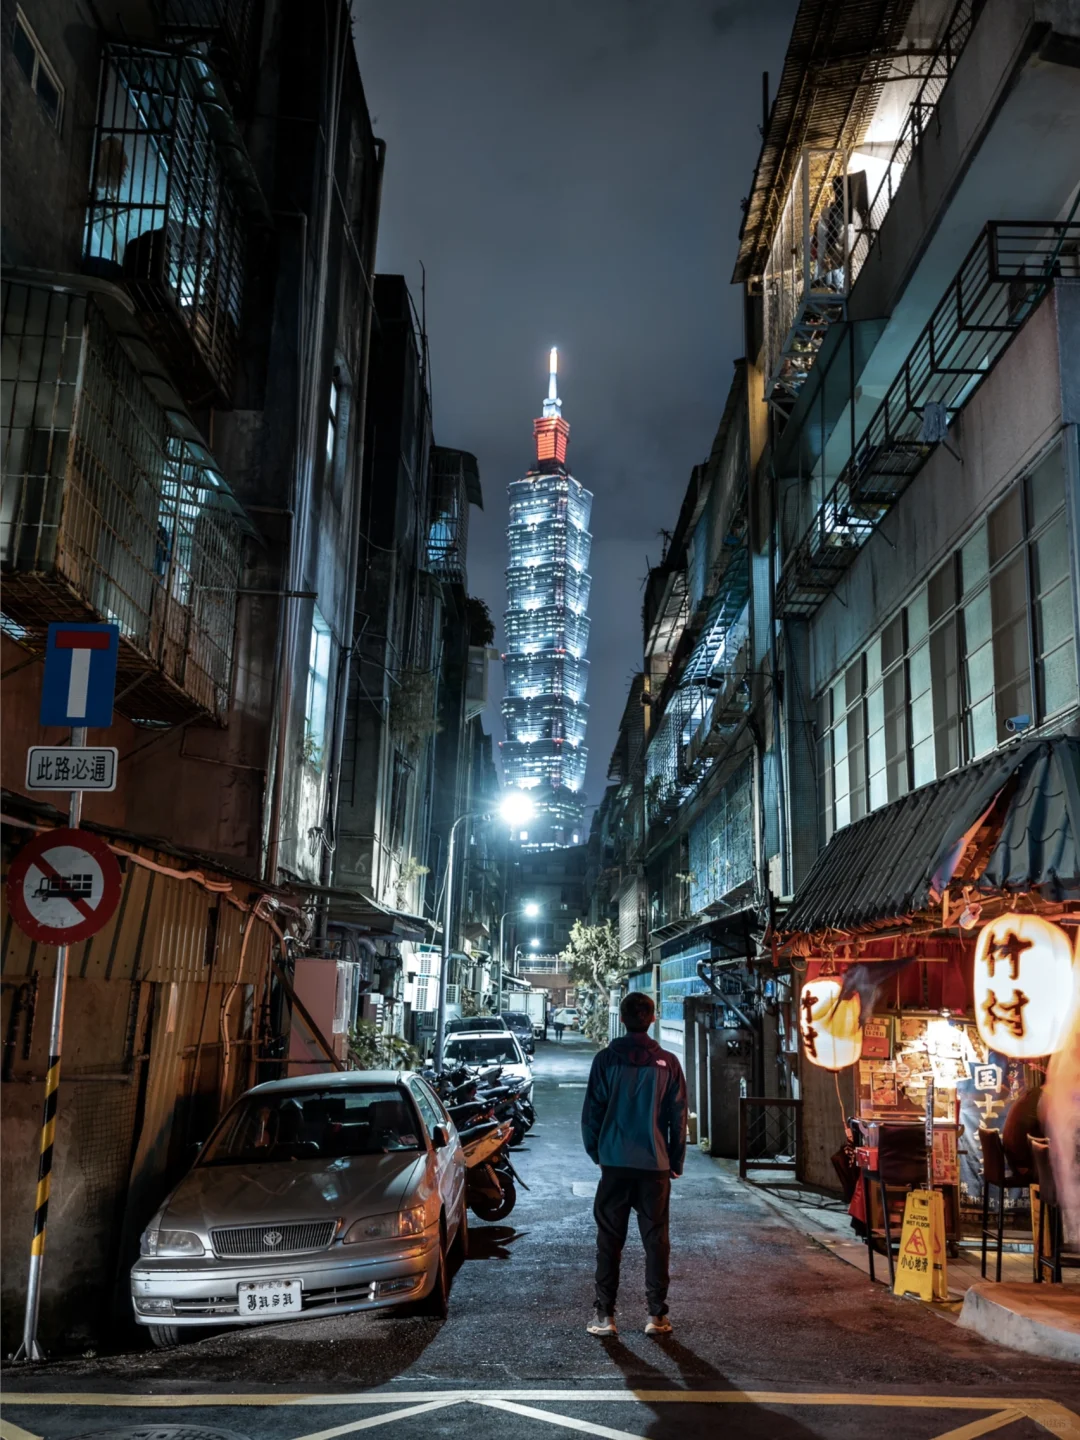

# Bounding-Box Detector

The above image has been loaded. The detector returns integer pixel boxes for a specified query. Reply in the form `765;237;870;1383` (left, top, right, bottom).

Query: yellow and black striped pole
14;726;84;1364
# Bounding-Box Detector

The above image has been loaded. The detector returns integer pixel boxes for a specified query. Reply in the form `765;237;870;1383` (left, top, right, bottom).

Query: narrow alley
3;1036;1078;1440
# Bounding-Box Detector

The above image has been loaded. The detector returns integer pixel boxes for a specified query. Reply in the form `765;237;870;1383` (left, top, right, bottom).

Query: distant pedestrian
580;992;687;1338
554;1019;565;1042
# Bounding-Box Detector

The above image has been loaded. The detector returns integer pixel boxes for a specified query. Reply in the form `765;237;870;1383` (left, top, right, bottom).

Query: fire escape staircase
776;220;1080;617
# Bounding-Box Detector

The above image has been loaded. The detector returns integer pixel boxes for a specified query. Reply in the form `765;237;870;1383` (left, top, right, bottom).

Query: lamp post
435;792;532;1071
495;899;541;1015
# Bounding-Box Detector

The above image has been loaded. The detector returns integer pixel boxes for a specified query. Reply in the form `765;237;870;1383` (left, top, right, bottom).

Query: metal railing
84;45;248;405
739;1097;801;1179
848;0;978;287
1;281;248;723
776;220;1080;617
763;0;977;412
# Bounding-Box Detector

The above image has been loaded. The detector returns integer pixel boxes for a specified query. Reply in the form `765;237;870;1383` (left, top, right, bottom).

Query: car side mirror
432;1124;451;1150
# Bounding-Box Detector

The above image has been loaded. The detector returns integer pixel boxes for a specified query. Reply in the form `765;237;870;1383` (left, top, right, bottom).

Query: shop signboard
862;1017;891;1059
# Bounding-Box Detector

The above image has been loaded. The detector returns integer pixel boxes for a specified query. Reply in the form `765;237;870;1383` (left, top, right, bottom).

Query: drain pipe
316;137;386;937
695;959;754;1032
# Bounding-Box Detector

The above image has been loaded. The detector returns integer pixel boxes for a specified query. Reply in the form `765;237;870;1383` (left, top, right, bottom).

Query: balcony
427;447;481;585
762;0;977;414
776;221;1080;617
83;45;261;406
156;0;261;105
1;280;249;723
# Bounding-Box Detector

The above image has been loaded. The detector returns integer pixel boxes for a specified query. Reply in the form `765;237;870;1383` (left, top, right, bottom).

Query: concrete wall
810;287;1066;692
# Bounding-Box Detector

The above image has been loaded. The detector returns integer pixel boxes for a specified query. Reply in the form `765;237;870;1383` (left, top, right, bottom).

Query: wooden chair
864;1125;927;1286
1031;1138;1080;1283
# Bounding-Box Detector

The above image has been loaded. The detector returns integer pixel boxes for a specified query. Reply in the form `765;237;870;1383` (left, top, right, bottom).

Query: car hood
162;1151;426;1230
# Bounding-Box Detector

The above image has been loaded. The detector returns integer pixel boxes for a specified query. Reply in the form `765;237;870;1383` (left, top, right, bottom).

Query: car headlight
342;1205;427;1243
139;1228;205;1257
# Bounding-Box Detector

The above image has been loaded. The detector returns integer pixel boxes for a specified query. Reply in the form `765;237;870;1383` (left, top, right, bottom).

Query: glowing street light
523;901;540;917
436;792;536;1069
530;937;540;948
499;791;534;828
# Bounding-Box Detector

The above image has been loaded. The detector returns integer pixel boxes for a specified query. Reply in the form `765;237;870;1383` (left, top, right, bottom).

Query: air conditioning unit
446;984;461;1006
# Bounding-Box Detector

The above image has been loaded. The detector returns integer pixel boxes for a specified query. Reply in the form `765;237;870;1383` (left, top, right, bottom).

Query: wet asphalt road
3;1033;1078;1440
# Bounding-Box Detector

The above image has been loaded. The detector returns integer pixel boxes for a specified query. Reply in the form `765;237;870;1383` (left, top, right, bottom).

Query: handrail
848;0;977;287
777;220;1080;616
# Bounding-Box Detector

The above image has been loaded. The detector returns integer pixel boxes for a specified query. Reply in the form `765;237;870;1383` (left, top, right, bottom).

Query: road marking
475;1397;647;1440
5;1390;1075;1409
0;1422;43;1440
292;1399;460;1440
929;1410;1030;1440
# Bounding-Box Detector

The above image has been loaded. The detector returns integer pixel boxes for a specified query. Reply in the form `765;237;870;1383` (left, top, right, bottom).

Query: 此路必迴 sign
6;827;122;944
26;747;118;793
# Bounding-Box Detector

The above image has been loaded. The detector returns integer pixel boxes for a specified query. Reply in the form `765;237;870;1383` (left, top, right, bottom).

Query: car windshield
504;1014;530;1028
448;1017;506;1032
200;1088;422;1165
444;1037;521;1065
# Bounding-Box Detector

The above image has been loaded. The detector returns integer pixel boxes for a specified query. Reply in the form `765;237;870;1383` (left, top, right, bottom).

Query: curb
957;1283;1080;1364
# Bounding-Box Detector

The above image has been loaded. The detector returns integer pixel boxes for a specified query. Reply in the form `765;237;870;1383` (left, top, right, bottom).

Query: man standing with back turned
581;992;687;1336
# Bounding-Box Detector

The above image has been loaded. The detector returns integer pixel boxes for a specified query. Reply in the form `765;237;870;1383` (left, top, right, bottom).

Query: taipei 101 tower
500;350;592;849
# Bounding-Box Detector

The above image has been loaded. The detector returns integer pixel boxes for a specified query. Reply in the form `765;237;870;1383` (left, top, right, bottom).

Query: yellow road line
929;1409;1029;1440
0;1421;44;1440
3;1388;1077;1418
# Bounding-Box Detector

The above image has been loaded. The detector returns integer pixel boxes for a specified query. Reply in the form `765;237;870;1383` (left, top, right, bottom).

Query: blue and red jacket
581;1032;688;1174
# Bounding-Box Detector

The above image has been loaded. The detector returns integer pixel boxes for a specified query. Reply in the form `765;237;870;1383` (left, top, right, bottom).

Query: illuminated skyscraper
501;349;592;849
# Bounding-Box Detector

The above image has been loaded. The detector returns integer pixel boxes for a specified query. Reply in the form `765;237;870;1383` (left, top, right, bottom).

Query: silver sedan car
131;1070;467;1345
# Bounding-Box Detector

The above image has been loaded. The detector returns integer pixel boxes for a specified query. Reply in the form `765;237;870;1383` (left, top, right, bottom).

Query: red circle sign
6;827;122;944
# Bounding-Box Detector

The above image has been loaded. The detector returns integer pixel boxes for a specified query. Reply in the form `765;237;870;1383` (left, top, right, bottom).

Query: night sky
355;0;797;812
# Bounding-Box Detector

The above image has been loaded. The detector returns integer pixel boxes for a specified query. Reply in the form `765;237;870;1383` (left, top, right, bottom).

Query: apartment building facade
610;0;1080;1176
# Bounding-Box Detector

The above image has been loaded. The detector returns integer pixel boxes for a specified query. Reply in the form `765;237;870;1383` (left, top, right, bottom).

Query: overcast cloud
355;0;796;813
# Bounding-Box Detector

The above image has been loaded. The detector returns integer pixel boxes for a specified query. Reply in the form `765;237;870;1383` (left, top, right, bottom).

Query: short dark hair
620;992;655;1033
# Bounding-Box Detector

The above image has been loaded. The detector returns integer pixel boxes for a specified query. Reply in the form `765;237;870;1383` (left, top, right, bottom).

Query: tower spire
542;346;561;418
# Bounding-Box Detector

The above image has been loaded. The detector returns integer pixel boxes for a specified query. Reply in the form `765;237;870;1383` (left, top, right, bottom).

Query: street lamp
435;792;534;1070
495;898;542;1016
529;937;540;948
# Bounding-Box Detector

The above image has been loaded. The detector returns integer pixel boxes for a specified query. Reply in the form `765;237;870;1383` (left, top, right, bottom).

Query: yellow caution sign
893;1189;949;1302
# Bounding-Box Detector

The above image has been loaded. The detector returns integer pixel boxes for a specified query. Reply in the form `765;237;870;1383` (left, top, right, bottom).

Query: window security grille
84;45;246;404
0;281;246;724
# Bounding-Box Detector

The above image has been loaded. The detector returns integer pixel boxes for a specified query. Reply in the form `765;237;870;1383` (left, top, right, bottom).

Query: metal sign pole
14;726;86;1363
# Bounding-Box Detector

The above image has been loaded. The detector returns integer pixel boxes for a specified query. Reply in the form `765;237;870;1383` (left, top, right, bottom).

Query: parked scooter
456;1115;527;1220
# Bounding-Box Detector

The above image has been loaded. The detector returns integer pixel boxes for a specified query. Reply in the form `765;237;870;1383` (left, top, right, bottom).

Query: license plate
237;1279;302;1316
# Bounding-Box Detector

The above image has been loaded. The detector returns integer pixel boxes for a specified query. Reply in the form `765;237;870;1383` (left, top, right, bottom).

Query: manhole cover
68;1427;251;1440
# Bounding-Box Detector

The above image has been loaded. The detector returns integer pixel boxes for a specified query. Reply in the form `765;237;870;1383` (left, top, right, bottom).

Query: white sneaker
587;1311;617;1336
645;1314;672;1336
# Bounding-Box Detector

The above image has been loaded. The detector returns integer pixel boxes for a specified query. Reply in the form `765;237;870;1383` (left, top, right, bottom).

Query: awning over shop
780;736;1080;940
286;882;431;942
979;737;1080;899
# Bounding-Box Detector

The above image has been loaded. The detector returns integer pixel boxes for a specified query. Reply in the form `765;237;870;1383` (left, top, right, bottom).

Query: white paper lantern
973;913;1075;1060
799;976;863;1071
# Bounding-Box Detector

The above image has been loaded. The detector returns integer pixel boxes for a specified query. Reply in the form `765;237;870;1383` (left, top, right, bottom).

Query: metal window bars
847;0;977;287
84;45;247;406
763;0;977;414
776;221;1080;618
1;281;248;723
763;148;852;412
426;449;470;584
155;0;261;104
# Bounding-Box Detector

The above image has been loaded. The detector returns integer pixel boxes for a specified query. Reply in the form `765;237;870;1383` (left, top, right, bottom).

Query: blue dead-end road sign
40;623;120;728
